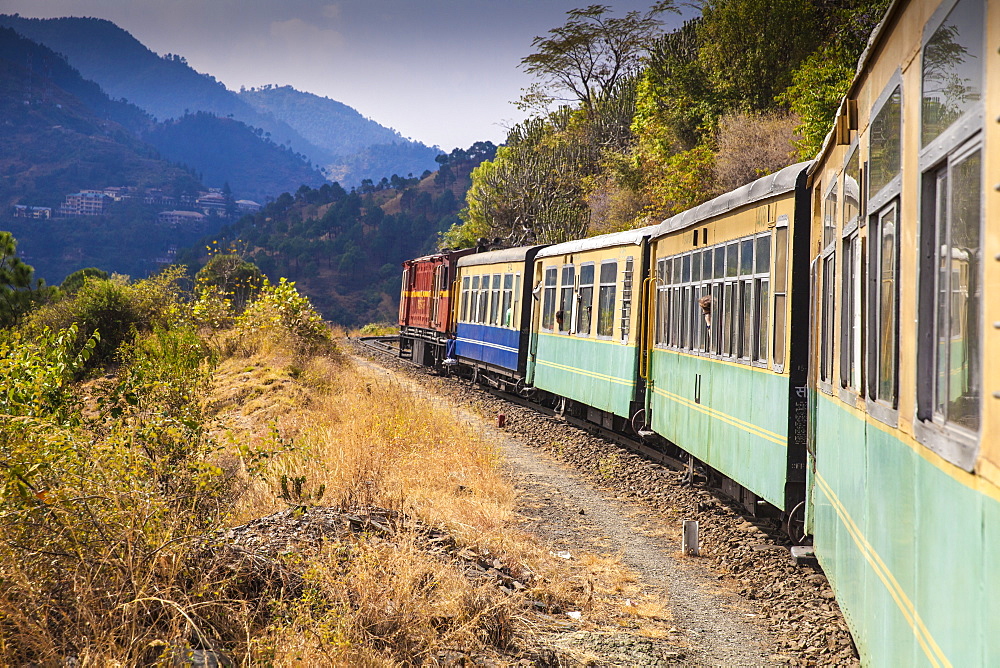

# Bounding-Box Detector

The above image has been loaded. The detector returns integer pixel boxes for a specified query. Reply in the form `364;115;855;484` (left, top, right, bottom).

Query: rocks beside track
351;339;860;666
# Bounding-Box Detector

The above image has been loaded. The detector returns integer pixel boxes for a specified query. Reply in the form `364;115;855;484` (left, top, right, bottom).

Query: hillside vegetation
444;0;891;247
179;143;497;326
0;259;638;664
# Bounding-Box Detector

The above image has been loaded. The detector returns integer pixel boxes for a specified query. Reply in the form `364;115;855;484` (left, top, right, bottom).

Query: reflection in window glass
541;268;556;330
577;264;595;336
598;262;617;337
844;147;861;224
869;204;898;405
824;181;839;248
727;243;738;277
740;280;753;358
869;86;902;195
921;0;983;146
692;251;702;283
938;150;981;429
682;254;691;283
714;246;725;279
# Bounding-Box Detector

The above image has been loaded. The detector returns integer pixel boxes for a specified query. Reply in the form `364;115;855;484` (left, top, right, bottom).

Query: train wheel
785;501;808;545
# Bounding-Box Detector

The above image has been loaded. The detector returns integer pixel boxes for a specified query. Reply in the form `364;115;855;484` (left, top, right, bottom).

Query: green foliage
236;278;330;353
0;230;55;328
195;252;264;311
23;267;185;368
643;141;717;217
779;45;855;158
698;0;819;113
59;267;109;294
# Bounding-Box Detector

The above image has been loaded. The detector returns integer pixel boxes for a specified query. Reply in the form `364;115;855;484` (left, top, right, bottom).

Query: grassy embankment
0;270;663;665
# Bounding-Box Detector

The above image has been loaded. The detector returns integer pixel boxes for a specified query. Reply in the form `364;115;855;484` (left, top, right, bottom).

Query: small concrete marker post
682;519;700;556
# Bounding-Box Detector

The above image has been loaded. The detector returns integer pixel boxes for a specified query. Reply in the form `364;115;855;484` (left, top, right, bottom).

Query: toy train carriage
398;248;476;366
526;227;657;430
453;246;547;382
805;0;1000;663
645;162;812;515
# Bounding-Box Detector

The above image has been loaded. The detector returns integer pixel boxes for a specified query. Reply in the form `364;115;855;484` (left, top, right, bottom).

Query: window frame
596;260;618;339
576;262;596;337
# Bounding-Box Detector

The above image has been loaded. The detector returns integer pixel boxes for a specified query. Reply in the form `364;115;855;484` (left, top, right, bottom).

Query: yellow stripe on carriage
652;386;786;446
814;473;950;668
535;359;636;388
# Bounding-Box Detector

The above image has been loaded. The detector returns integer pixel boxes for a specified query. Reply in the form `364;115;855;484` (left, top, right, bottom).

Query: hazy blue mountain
0;15;336;166
0;26;200;210
1;15;445;187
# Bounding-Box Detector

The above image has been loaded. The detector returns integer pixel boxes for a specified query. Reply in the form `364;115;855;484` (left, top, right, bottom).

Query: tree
60;267;110;295
520;2;677;115
195;254;263;311
0;232;52;327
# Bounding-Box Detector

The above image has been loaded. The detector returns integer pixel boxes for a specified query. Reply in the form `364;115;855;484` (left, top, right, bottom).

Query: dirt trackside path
352;350;783;666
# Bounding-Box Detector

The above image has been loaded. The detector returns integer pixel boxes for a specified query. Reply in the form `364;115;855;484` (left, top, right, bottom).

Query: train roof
457;245;547;267
652;161;812;239
535;225;658;259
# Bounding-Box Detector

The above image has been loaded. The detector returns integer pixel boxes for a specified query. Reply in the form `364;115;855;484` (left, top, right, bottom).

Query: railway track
356;334;688;473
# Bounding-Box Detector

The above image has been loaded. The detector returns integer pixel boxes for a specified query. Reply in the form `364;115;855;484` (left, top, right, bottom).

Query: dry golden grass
202;331;665;663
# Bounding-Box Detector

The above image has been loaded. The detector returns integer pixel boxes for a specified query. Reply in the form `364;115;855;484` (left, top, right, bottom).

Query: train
398;0;998;664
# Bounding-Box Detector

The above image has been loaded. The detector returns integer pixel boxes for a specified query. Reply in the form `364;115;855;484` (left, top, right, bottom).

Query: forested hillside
178;143;497;326
444;0;891;248
0;27;199;210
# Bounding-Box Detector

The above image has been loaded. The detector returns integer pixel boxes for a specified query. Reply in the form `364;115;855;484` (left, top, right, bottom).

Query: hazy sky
0;0;695;150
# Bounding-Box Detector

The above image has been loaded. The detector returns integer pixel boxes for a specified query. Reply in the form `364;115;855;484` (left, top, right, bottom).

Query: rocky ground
350;339;860;667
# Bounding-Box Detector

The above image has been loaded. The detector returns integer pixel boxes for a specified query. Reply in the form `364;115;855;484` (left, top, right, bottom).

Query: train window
513;274;521;326
490;274;501;326
920;0;983;148
681;286;691;349
723;283;736;357
621;257;634;342
672;257;682;284
470;275;480;323
681;254;691;283
755;235;770;274
823;179;839;249
541;267;557;331
502;274;514;328
726;243;738;278
867;202;898;408
917;145;982;456
820;256;836;386
869;85;901;198
577;263;595;336
478;275;490;324
692;252;702;283
714;246;725;279
755;279;769;363
460;276;470;322
739;280;753;360
840;235;861;392
597;262;617;338
772;225;789;370
740;239;754;276
559;265;575;333
400;267;410;322
710;283;722;354
844;146;861;226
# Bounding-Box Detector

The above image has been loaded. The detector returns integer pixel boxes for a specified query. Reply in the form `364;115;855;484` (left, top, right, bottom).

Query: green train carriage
644;162;813;518
805;0;1000;663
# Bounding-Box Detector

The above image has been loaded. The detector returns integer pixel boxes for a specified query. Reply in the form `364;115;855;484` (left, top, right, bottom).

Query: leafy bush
23;267;185;368
234;278;331;357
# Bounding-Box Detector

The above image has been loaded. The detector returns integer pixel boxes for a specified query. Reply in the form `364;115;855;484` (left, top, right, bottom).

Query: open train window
501;274;514;328
559;265;575;333
597;261;617;338
541;267;557;331
489;274;501;326
576;263;595;336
